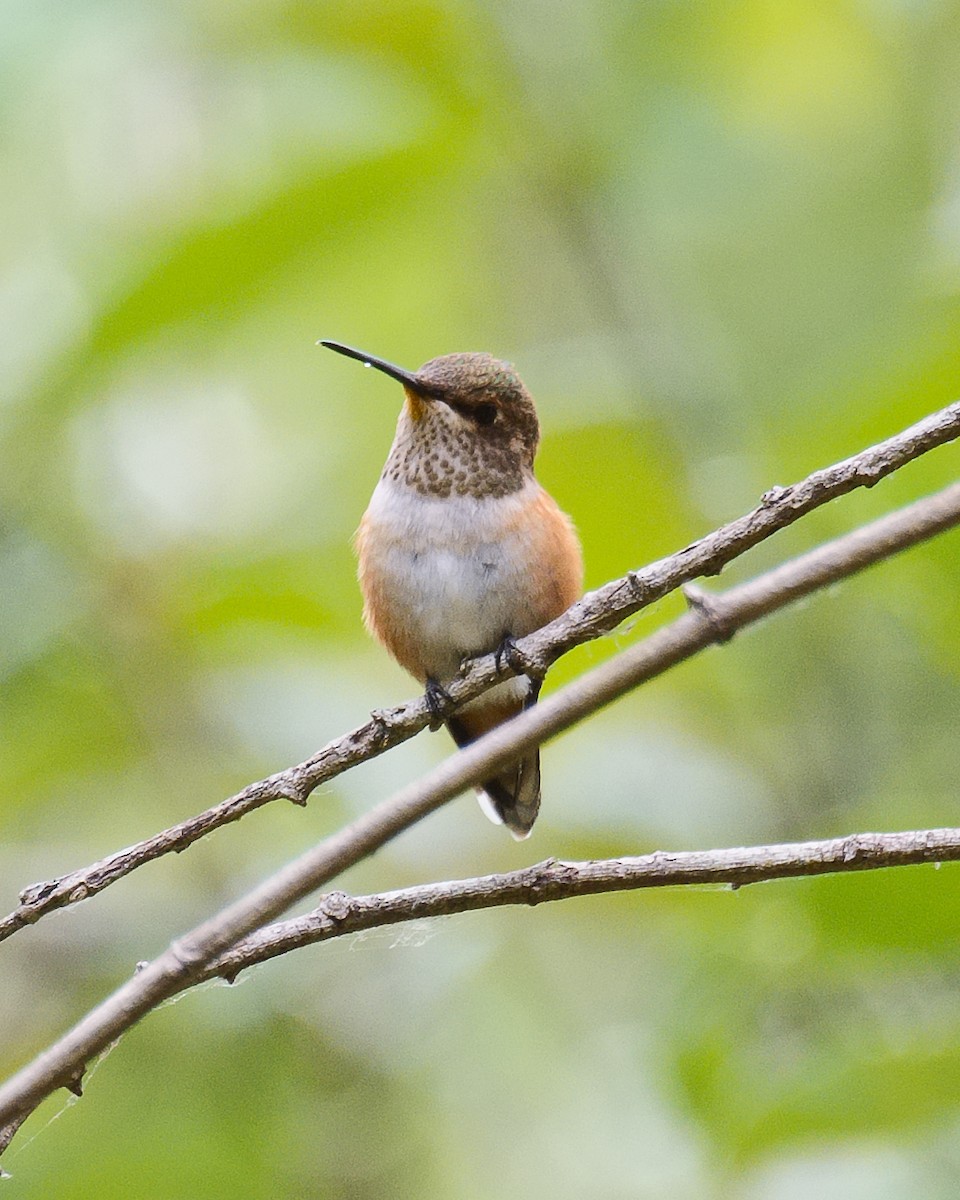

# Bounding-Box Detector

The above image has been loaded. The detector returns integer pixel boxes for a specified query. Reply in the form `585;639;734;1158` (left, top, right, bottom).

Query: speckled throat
382;404;533;499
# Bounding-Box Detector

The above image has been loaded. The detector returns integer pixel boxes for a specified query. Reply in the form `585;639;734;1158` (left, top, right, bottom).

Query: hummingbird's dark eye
474;403;496;426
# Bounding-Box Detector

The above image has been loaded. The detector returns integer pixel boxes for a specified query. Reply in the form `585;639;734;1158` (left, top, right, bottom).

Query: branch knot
682;584;737;643
319;891;352;922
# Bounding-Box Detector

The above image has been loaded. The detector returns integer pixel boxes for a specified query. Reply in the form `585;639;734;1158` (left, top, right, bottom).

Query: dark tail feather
446;715;541;839
478;752;541;839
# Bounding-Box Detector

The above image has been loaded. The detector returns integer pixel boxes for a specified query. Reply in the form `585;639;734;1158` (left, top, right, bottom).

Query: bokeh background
2;1;960;1195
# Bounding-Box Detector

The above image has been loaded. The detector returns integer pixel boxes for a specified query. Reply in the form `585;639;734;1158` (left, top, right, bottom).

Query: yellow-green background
2;1;960;1195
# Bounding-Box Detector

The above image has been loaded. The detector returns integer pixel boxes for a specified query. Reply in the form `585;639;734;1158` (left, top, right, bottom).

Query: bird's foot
494;634;546;684
424;677;456;731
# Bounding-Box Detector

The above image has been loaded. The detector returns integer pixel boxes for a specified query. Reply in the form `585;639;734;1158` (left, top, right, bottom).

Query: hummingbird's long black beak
319;340;442;399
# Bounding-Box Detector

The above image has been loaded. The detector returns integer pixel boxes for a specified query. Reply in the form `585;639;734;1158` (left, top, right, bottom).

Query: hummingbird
321;340;583;838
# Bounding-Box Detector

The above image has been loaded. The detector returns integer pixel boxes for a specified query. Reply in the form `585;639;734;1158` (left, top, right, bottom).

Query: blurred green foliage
2;0;960;1195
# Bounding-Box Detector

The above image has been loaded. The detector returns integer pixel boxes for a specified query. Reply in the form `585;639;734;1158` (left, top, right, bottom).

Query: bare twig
2;401;958;944
1;481;958;1137
208;827;960;977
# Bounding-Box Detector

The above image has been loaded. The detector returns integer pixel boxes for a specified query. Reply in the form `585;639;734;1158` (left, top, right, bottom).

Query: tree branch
3;401;958;944
1;480;958;1137
207;827;960;979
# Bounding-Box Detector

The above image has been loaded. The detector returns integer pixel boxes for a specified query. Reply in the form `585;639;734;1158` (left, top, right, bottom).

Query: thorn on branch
276;779;308;807
367;708;396;746
682;584;737;643
61;1067;85;1098
625;570;653;603
857;461;886;486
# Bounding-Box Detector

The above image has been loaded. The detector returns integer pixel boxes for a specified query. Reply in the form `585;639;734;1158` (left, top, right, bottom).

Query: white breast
361;475;540;680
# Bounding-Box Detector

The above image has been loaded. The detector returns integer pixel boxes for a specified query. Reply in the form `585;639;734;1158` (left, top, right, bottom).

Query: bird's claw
424;677;455;730
495;634;546;682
